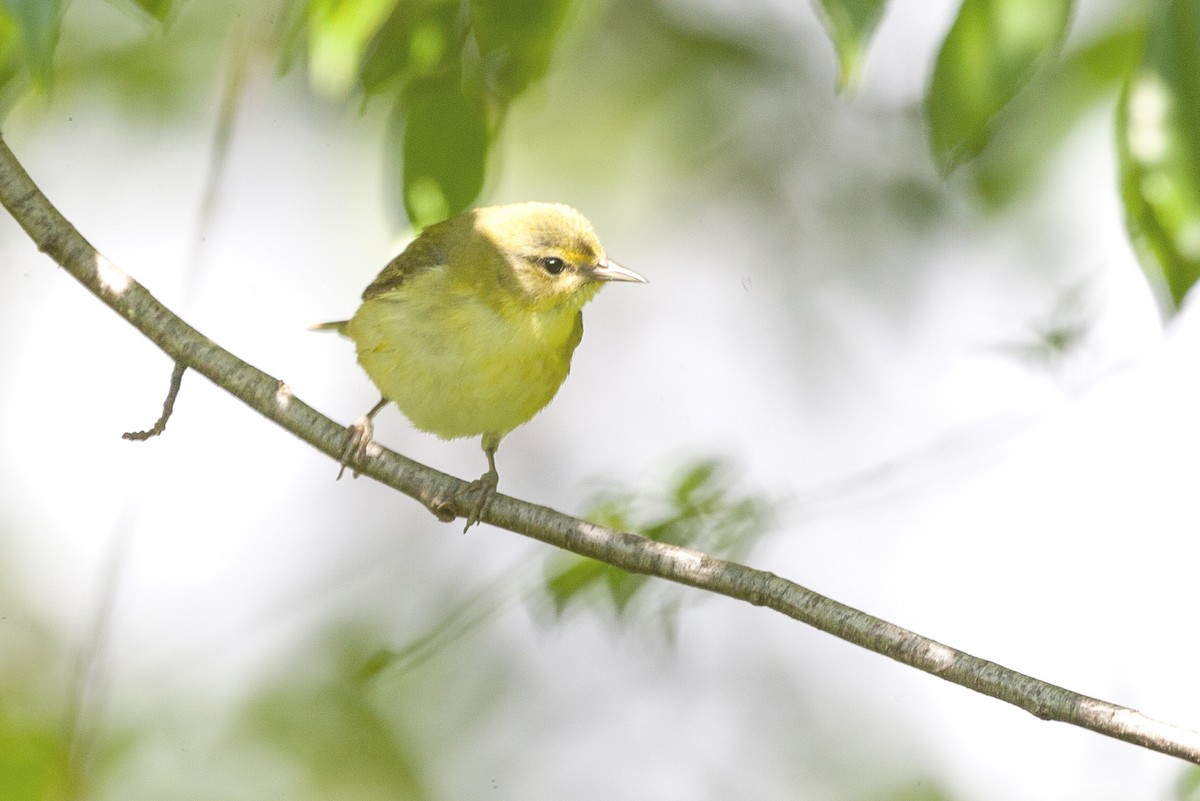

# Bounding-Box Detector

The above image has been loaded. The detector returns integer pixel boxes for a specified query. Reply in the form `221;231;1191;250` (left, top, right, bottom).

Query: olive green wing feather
565;311;584;360
362;222;451;300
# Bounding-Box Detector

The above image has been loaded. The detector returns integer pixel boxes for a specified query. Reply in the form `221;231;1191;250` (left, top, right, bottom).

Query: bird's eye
540;256;566;275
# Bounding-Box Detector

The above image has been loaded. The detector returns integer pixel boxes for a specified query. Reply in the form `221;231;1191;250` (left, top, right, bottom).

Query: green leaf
927;0;1073;173
396;78;491;227
243;641;429;800
0;718;70;801
812;0;887;91
971;22;1144;207
1117;0;1200;312
1177;767;1200;801
0;0;62;87
469;0;571;99
544;459;775;620
306;0;400;97
127;0;172;23
360;1;451;94
360;1;460;96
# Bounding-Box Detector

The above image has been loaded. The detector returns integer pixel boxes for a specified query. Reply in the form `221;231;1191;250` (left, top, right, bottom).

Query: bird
316;201;647;529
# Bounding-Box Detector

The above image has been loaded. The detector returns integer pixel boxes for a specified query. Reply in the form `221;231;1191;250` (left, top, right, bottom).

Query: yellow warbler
317;202;646;528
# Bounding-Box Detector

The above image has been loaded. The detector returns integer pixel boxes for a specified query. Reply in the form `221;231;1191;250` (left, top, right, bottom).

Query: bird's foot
453;467;499;531
337;414;376;479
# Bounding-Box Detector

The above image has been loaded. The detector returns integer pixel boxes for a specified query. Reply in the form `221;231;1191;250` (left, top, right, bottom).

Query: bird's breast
346;291;583;440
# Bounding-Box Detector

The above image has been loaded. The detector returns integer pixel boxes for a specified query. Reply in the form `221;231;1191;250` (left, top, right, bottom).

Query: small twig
122;362;187;440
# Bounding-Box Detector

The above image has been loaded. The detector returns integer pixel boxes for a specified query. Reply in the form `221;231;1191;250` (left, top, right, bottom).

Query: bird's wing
361;227;449;300
566;311;584;358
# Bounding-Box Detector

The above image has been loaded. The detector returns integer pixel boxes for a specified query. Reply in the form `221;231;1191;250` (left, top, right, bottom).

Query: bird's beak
590;257;648;284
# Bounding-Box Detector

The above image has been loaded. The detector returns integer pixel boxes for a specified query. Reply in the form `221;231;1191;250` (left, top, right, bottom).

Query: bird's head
468;202;646;311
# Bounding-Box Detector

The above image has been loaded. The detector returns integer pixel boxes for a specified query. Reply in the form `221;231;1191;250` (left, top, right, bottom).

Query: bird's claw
453;468;499;531
337;414;375;479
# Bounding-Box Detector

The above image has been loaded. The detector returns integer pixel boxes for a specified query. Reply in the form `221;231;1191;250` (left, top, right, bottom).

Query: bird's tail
310;320;349;335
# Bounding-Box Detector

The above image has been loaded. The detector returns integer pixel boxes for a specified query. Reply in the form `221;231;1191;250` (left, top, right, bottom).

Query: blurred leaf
396;76;491;227
812;0;887;91
357;563;526;679
51;0;229;116
0;717;72;801
545;459;775;621
870;781;959;801
1117;0;1200;311
275;0;310;75
0;0;62;87
971;21;1144;206
927;0;1073;173
0;19;23;100
1178;767;1200;801
360;1;460;95
362;0;573;225
245;657;431;799
125;0;172;23
306;0;400;97
469;0;570;99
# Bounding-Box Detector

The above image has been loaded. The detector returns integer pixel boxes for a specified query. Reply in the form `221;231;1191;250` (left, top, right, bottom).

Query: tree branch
1;132;1197;765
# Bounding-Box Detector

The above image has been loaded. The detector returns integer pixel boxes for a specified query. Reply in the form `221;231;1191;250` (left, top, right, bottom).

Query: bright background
2;0;1198;799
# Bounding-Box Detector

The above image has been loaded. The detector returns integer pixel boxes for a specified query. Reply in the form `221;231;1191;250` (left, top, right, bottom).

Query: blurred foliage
0;0;1197;306
0;716;72;801
1117;0;1200;312
863;781;958;801
127;0;172;23
356;562;525;680
553;0;788;194
3;0;572;228
0;602;85;801
0;602;442;800
242;636;434;801
1179;767;1200;801
812;0;887;91
0;0;62;87
913;0;1200;311
282;0;573;227
968;20;1144;207
356;459;776;682
545;459;775;622
926;0;1074;174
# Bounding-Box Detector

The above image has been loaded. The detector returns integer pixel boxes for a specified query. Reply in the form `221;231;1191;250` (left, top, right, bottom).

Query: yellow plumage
319;202;646;527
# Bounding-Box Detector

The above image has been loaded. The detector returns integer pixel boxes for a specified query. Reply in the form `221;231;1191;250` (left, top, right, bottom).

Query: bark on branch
1;133;1196;764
